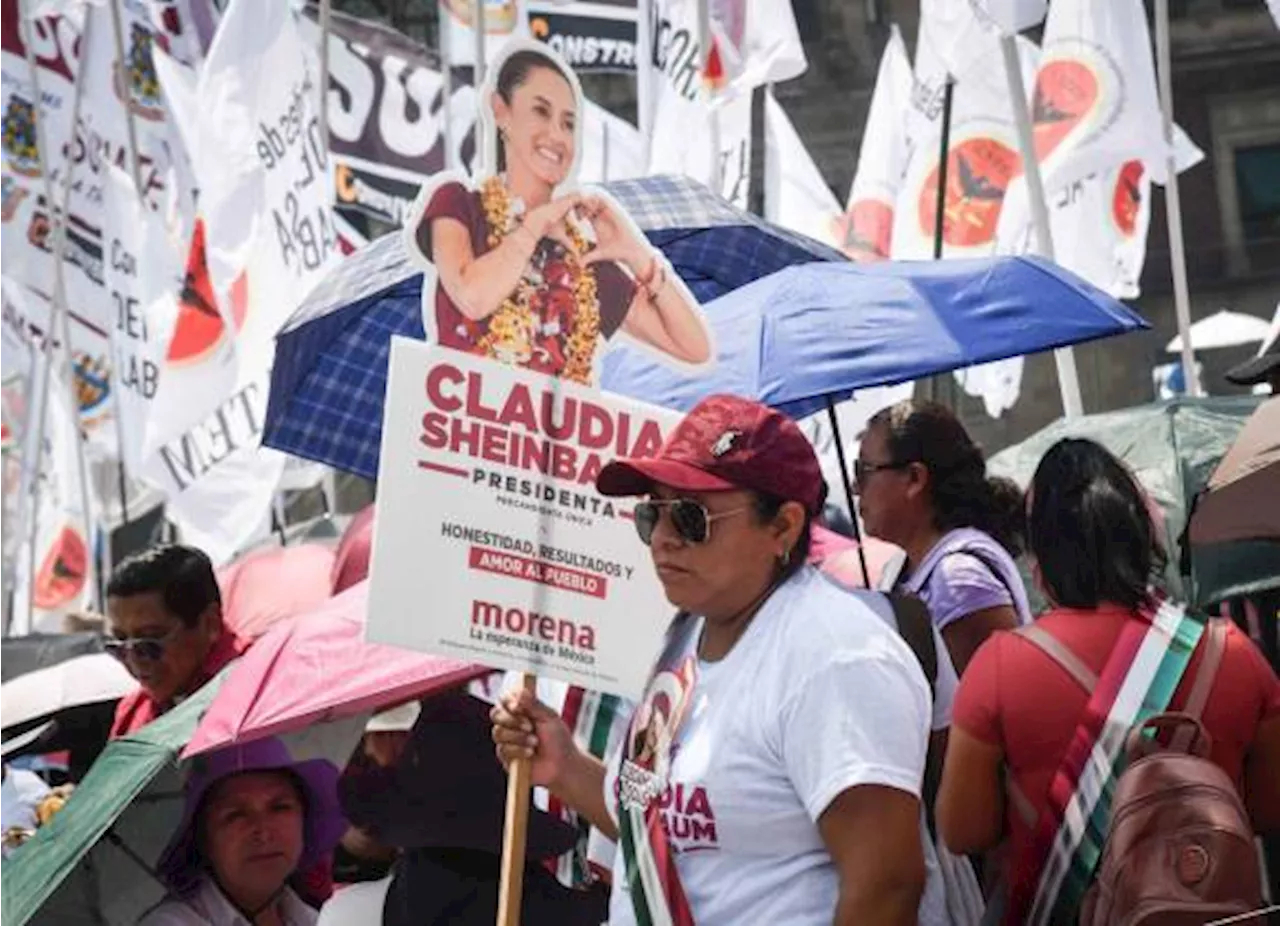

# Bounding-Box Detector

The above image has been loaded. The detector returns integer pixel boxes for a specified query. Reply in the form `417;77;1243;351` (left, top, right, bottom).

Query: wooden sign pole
496;672;538;926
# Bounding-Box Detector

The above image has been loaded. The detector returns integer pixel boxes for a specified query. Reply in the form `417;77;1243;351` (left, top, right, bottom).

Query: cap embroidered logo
710;430;740;458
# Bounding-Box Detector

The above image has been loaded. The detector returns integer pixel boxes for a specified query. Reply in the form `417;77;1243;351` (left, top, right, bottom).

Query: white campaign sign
368;337;681;699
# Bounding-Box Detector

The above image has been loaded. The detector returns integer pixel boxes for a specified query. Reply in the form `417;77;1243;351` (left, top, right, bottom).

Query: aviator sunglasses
104;625;182;663
633;498;750;546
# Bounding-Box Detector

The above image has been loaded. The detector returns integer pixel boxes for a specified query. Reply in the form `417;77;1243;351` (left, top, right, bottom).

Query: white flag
712;0;807;96
1003;126;1202;300
839;25;912;262
23;0;102;19
892;22;1039;260
2;302;34;599
578;100;646;184
645;0;804;206
896;5;1038;418
909;0;997;132
100;162;181;469
143;0;342;563
17;348;96;634
4;4;193;333
997;0;1171;241
763;91;840;248
1;9;88;314
968;0;1048;34
139;0;207;67
440;0;528;68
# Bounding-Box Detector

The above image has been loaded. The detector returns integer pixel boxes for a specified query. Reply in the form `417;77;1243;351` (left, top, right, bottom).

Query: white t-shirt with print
604;567;934;926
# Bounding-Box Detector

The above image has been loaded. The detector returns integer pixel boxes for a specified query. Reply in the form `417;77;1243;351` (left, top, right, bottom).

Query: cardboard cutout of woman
406;40;713;386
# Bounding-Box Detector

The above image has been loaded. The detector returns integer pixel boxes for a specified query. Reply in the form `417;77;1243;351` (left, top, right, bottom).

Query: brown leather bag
1076;619;1265;926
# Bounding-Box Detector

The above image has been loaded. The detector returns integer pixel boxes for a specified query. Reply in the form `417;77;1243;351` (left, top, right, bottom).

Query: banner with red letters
368;337;680;698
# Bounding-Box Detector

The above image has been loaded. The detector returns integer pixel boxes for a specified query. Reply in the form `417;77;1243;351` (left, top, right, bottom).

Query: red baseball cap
596;394;826;515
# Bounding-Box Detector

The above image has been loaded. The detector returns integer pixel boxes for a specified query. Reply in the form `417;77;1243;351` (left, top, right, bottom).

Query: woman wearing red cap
494;394;939;925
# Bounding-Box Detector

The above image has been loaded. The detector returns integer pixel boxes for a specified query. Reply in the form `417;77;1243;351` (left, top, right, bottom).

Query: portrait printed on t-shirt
618;653;698;811
403;39;714;387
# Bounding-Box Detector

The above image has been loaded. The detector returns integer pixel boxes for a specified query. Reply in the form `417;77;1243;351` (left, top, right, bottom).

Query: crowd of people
5;390;1277;926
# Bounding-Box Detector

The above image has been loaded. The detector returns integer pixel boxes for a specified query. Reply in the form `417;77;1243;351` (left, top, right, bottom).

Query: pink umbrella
218;543;336;641
183;582;487;758
330;505;373;594
809;525;907;590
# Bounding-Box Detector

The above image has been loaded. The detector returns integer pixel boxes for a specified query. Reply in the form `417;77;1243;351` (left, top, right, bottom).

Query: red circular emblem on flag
918;137;1019;249
1112;160;1144;237
33;525;88;611
1031;58;1100;162
167;220;250;366
833;199;893;262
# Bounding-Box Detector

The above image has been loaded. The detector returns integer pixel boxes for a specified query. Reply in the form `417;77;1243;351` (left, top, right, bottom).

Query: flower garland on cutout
478;176;601;385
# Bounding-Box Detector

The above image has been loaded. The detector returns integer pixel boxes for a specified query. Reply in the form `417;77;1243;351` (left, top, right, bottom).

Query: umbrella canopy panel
184;582;486;758
265;249;1145;482
1;633;104;683
0;671;363;926
1;676;224;926
988;396;1264;607
1165;309;1273;353
2;653;135;734
601;256;1148;418
1190;398;1280;546
217;543;337;641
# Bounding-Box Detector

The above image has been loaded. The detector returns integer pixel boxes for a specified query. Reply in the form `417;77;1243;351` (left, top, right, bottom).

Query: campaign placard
367;337;682;698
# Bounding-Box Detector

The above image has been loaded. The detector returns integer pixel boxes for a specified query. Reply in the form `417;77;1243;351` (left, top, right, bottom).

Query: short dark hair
106;544;221;628
752;491;814;576
869;400;1025;557
1028;438;1167;612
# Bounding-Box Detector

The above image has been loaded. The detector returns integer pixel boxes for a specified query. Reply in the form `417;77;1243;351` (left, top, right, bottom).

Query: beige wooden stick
496;672;539;926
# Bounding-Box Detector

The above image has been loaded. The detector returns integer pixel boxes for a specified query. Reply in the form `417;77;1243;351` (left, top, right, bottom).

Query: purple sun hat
157;737;347;896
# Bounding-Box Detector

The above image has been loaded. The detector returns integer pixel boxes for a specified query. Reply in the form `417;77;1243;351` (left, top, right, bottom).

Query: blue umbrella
264;175;845;479
601;255;1150;419
266;249;1145;483
602;174;847;299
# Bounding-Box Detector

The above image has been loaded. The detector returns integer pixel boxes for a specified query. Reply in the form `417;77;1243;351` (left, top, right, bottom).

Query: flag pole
318;0;332;156
107;0;147;523
20;0;100;614
0;445;8;632
473;0;487;86
696;0;722;195
1154;0;1201;396
440;0;455;170
4;337;43;636
12;353;49;638
931;77;954;262
923;76;954;407
998;35;1084;418
636;0;653;142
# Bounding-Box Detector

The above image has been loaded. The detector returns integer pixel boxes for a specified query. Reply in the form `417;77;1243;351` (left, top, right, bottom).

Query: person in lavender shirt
855;401;1032;675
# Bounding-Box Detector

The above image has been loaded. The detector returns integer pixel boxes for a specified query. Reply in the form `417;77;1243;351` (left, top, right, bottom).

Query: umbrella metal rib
824;396;872;589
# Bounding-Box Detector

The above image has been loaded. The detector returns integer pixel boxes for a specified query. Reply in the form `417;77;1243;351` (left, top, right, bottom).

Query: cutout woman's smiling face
493;65;577;188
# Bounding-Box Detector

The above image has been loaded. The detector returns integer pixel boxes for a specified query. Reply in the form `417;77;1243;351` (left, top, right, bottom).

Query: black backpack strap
887;591;943;838
888;592;938;698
